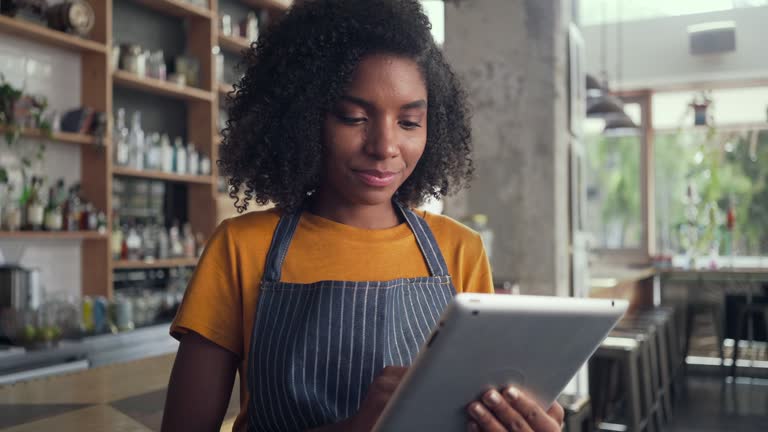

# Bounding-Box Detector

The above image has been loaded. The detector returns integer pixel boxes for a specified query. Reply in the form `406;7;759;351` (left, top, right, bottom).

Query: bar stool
624;312;674;423
684;302;726;368
591;334;653;432
557;393;592;432
731;302;768;377
611;327;662;432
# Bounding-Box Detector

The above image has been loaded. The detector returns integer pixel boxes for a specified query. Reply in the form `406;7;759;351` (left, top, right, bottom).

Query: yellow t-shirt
170;208;493;431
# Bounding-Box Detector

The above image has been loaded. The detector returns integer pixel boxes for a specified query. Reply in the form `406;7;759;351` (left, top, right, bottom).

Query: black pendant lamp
603;111;637;131
587;93;625;117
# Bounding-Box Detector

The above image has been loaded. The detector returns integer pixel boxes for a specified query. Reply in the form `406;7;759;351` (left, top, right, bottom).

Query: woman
161;1;564;431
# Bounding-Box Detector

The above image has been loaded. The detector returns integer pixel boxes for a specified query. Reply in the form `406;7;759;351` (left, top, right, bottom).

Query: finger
467;421;480;432
480;390;532;432
547;402;565;427
466;401;506;432
502;387;561;432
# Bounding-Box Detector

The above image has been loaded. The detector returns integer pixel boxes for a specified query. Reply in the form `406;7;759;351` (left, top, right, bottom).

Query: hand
313;366;408;432
466;386;565;432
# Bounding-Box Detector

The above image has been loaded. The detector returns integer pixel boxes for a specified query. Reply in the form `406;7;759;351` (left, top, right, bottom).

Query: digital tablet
372;293;628;432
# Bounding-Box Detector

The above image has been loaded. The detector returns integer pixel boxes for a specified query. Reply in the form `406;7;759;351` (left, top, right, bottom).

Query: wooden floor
0;354;239;431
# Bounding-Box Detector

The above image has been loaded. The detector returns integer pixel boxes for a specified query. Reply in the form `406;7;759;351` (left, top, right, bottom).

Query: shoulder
416;210;484;253
218;208;282;239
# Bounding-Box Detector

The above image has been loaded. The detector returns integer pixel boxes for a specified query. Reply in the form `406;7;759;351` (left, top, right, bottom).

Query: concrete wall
443;0;571;297
581;6;768;90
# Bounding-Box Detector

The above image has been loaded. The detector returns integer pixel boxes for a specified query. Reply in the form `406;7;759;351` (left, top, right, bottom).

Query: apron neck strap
262;201;450;282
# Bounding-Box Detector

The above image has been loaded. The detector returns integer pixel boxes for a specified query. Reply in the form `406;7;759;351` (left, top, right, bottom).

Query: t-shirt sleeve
462;235;494;294
170;219;243;357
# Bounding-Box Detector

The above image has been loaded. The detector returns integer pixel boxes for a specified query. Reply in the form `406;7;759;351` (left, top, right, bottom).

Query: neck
308;190;401;230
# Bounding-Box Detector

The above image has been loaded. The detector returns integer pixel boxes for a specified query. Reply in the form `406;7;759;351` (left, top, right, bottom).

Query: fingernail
484;390;502;406
467;422;480;432
472;402;486;416
505;386;520;401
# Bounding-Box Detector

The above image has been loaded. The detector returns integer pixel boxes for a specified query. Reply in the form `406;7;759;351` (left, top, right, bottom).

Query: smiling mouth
353;169;399;187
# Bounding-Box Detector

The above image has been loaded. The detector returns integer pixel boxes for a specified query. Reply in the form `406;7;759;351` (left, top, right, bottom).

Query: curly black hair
219;0;473;213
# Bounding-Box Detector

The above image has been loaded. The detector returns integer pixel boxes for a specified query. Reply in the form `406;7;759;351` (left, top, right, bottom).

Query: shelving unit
243;0;293;11
0;15;107;54
131;0;214;19
113;167;214;184
113;70;214;102
0;231;108;240
0;127;103;147
218;33;251;53
113;258;198;270
218;83;234;97
1;0;290;300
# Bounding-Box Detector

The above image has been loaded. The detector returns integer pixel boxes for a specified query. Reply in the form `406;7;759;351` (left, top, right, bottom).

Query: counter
0;353;240;431
0;323;179;385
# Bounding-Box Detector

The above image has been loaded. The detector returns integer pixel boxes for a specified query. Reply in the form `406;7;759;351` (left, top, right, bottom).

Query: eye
336;114;367;125
399;120;422;130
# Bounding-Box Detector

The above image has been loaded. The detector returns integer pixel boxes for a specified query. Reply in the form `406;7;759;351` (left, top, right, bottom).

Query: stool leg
626;351;643;432
732;310;747;377
683;305;696;368
656;327;673;423
639;341;656;432
711;306;726;374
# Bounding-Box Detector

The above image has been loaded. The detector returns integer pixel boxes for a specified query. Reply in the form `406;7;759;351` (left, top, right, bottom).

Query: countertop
0;353;240;431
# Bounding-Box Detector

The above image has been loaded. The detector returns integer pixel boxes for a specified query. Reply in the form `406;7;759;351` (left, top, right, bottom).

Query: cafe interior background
1;0;768;431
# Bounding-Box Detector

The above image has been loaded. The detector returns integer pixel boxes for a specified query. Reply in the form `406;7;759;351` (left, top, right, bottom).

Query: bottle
146;132;161;171
173;137;187;174
43;183;63;231
111;212;123;260
169;221;184;258
182;223;195;257
157;220;170;259
160;134;174;173
128;111;145;170
114;108;130;166
187;143;199;175
25;177;44;231
200;155;211;175
142;222;157;261
126;223;142;260
3;184;21;231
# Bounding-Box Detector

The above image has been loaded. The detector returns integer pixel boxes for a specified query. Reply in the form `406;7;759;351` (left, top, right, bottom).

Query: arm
161;332;239;432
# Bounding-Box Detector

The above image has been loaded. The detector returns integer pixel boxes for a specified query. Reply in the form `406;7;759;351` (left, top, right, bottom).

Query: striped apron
246;204;456;432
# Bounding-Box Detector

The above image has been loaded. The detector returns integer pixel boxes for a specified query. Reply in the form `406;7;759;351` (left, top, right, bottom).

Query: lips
353;169;399;187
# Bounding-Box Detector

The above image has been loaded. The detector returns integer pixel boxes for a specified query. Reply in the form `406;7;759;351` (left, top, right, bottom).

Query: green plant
0;74;50;191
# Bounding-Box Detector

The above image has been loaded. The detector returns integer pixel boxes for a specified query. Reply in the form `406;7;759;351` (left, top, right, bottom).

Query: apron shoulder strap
398;204;450;278
262;210;302;283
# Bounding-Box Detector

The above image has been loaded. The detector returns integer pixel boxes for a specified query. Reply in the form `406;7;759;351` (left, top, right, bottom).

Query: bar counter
0;354;240;431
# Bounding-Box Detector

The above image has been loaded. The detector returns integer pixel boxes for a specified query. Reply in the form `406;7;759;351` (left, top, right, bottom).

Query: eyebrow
340;95;427;111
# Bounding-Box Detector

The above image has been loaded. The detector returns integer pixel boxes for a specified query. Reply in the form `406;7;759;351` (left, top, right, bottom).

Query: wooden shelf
0;15;108;54
218;83;234;97
131;0;213;19
113;167;214;184
243;0;293;11
113;70;214;102
0;231;107;240
0;126;102;147
113;258;198;269
218;34;251;53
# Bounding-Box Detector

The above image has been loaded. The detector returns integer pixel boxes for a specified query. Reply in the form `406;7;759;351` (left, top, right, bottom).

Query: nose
364;116;400;160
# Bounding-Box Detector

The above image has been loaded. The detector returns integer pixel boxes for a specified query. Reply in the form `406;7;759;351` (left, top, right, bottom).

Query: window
580;0;768;27
584;99;646;251
653;87;768;261
655;128;768;259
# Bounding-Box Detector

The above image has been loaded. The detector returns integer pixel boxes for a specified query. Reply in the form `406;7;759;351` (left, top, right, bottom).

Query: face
321;54;428;207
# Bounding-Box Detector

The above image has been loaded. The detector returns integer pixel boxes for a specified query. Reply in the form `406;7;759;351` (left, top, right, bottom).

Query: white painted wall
0;35;83;301
581;6;768;90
